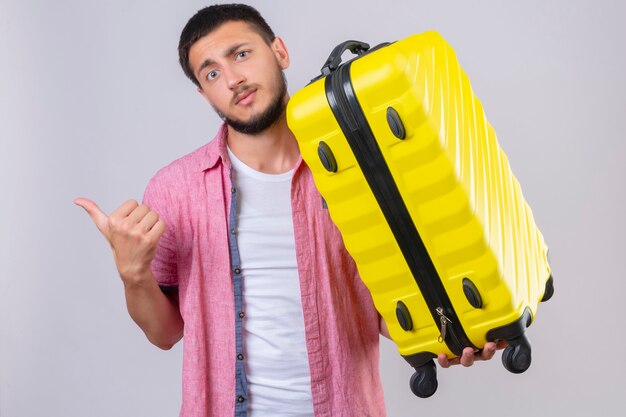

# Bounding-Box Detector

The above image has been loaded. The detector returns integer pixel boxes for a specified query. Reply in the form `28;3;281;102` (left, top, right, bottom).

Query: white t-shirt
228;147;314;417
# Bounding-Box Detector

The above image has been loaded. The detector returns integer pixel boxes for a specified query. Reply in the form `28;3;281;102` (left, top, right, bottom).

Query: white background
1;0;625;416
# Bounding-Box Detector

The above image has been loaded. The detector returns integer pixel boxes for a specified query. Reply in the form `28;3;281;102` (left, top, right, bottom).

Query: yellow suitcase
286;31;554;397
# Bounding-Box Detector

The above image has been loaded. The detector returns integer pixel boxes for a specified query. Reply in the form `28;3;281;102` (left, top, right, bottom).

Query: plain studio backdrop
1;0;624;416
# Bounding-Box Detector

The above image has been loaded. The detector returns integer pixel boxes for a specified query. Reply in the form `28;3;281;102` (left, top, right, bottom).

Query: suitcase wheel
501;334;532;374
541;275;554;302
317;141;338;172
386;107;406;140
409;359;438;398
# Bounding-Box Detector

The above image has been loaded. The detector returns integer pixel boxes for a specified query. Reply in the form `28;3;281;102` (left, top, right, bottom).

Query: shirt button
230;228;236;235
231;187;236;193
233;267;241;275
239;311;245;318
237;354;244;360
237;395;245;403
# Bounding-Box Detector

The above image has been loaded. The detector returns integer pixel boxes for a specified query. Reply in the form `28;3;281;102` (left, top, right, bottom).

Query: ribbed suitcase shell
287;32;551;362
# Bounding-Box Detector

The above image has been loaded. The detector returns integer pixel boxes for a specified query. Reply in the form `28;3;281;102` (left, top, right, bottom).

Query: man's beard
216;70;288;135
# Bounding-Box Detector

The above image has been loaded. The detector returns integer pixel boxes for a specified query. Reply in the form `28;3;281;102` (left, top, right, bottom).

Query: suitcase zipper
324;62;476;356
436;307;451;343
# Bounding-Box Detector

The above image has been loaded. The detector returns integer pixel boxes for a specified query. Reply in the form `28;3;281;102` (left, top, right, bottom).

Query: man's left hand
437;341;508;368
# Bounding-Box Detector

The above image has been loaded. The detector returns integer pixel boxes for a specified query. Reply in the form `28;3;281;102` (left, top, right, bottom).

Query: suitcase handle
320;40;370;76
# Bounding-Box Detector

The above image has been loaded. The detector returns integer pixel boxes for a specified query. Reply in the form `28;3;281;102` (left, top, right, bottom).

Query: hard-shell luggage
286;31;554;397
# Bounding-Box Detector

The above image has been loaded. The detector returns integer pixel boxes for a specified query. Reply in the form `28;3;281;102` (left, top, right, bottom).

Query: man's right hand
74;198;166;285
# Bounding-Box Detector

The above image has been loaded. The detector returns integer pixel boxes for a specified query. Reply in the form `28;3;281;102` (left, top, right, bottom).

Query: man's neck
226;115;300;174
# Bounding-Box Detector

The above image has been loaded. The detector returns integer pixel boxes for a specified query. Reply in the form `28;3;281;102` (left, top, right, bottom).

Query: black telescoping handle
320;40;370;76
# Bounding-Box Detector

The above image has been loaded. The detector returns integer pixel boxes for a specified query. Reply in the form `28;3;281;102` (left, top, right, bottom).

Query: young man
76;4;498;416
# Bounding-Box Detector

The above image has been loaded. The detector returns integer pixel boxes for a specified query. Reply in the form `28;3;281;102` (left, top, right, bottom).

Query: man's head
178;4;275;88
178;4;289;135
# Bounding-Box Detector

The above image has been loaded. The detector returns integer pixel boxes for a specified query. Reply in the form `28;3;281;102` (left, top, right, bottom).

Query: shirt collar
199;122;305;173
199;123;229;172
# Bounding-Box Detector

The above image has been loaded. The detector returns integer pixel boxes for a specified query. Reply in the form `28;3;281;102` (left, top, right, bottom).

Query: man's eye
206;70;218;81
236;51;249;59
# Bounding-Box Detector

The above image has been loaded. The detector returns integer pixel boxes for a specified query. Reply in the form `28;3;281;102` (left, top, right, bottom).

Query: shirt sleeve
142;175;178;288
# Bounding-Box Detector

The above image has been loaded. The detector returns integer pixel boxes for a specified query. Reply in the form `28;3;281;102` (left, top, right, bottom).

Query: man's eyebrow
195;42;251;78
224;42;250;59
196;58;215;79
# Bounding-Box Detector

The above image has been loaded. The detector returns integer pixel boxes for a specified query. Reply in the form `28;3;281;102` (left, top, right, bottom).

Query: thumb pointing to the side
74;197;110;238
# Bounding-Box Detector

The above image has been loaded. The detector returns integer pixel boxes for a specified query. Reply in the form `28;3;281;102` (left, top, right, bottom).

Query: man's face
188;20;290;135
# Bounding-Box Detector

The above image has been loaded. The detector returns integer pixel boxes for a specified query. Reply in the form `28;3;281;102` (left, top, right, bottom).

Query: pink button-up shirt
143;125;386;417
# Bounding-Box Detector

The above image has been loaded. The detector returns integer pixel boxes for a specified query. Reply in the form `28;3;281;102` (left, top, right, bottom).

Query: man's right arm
122;268;183;350
75;198;183;350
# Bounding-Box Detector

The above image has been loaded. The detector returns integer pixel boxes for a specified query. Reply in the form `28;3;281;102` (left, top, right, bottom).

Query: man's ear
272;36;290;70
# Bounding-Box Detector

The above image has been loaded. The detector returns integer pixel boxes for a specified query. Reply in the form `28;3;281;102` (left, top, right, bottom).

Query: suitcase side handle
320;40;370;76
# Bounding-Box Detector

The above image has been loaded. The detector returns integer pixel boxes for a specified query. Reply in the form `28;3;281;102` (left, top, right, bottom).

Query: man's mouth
234;88;257;105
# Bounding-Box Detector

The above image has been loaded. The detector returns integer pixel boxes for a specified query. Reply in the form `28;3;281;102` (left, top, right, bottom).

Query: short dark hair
178;3;276;88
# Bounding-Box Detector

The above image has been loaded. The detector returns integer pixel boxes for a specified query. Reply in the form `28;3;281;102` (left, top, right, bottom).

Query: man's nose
224;66;246;90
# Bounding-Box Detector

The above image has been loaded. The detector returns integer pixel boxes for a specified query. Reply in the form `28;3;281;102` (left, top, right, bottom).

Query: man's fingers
437;353;449;368
148;220;167;241
437;340;508;370
108;200;148;232
478;342;497;361
110;199;140;220
138;211;159;232
438;341;505;369
438;353;455;368
459;347;475;367
127;204;151;224
74;197;110;236
496;340;509;350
